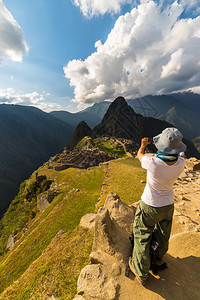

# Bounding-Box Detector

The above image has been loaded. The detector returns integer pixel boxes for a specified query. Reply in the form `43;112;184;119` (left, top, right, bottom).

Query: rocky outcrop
6;235;17;251
77;264;119;300
73;296;86;300
92;193;136;259
74;192;136;300
79;213;96;230
37;189;59;213
25;175;53;202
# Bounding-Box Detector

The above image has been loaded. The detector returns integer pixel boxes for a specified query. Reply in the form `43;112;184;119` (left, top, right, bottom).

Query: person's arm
137;137;150;163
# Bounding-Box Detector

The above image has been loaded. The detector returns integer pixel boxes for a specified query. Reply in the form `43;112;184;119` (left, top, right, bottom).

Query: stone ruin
48;144;114;172
47;137;140;172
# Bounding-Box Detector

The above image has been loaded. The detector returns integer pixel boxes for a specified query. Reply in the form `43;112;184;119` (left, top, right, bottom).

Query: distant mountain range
127;92;200;141
0;104;74;217
50;102;110;129
51;92;200;142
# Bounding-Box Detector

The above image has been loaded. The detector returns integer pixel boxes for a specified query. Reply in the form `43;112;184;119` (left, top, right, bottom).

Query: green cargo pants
132;200;174;280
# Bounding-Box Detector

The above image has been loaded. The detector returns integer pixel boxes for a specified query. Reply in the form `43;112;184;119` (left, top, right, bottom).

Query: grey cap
153;127;186;154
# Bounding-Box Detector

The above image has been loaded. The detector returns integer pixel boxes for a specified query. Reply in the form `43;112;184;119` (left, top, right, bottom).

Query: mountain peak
101;96;134;124
113;96;127;105
70;121;92;149
107;96;128;111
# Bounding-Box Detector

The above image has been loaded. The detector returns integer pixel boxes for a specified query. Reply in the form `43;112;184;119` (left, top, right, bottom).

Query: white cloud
64;0;200;106
161;48;184;79
0;0;28;64
189;86;200;94
138;0;200;12
73;0;133;17
0;88;61;112
181;0;200;12
73;0;198;17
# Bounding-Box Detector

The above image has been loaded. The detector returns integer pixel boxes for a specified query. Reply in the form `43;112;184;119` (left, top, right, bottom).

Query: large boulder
79;213;96;230
6;235;17;251
104;192;135;233
37;193;49;213
76;192;136;299
92;193;136;260
77;264;119;300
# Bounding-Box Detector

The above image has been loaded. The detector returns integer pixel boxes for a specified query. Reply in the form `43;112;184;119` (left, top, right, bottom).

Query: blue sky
0;0;200;112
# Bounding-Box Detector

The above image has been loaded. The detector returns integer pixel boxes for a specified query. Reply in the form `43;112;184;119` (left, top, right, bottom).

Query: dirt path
118;230;200;300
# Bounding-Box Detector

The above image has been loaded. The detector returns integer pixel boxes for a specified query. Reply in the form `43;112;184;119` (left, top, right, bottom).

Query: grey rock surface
76;192;136;299
77;264;118;300
79;213;97;230
37;189;59;213
37;193;50;213
6;235;17;251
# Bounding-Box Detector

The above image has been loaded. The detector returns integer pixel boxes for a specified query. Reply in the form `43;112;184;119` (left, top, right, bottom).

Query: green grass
0;178;47;256
74;136;93;150
0;227;93;300
0;166;105;295
94;139;127;158
0;167;88;258
99;157;146;207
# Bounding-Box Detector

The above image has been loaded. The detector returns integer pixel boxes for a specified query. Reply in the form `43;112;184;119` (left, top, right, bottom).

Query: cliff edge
75;158;200;300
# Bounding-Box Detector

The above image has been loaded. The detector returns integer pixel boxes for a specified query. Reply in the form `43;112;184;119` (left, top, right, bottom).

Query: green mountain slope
0;104;74;218
0;165;105;297
0;138;146;299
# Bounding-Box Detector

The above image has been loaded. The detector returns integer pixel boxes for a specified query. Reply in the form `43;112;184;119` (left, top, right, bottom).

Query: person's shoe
128;257;147;286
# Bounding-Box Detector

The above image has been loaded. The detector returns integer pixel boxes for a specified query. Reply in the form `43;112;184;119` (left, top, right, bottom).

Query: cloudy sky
0;0;200;112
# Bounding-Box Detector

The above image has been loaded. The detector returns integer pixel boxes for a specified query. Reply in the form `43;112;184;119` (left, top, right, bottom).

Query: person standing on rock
129;127;186;285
